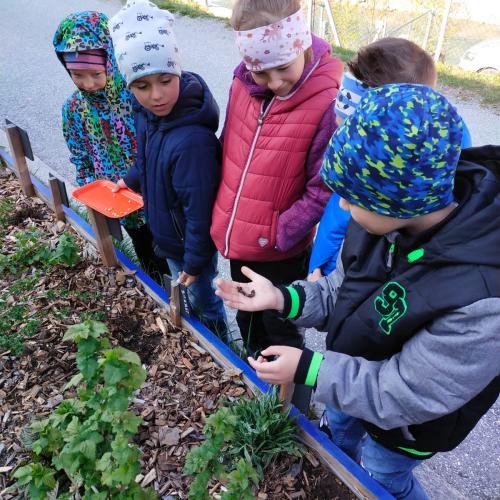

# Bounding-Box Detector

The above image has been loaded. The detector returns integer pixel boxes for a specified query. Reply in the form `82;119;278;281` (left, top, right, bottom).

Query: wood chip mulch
0;169;354;499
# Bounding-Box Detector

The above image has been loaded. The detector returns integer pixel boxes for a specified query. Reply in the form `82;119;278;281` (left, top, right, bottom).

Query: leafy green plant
0;196;15;231
184;388;304;499
0;296;41;354
0;228;81;278
0;228;51;276
51;232;80;267
13;321;156;499
13;463;57;500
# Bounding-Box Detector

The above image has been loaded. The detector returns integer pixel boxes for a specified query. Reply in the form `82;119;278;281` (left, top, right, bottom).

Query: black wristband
294;348;315;385
276;285;292;317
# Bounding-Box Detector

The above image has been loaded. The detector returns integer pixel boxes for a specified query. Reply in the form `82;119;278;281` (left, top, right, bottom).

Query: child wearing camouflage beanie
215;84;500;499
308;37;473;284
109;0;229;340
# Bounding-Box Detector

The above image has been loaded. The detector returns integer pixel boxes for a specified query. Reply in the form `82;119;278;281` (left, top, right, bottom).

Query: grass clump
436;62;500;107
184;387;304;498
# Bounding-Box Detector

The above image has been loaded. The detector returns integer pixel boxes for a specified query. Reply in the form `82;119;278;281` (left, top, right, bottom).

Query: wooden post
87;207;118;267
169;281;182;328
279;382;294;411
5;124;35;197
306;0;313;31
49;176;66;223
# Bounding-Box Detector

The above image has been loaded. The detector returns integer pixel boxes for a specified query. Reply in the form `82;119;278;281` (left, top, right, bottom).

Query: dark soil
110;315;163;364
8;204;46;226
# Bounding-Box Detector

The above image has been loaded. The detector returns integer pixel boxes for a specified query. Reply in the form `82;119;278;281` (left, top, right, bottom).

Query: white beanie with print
109;0;181;87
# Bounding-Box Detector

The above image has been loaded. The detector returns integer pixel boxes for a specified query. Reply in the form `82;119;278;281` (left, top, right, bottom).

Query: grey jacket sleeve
291;253;345;330
315;297;500;430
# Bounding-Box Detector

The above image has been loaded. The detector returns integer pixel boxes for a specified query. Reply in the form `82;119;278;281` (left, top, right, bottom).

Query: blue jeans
326;408;428;500
167;254;228;337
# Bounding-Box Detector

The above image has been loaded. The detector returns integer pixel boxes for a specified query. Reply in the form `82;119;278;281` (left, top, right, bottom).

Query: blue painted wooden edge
0;148;392;498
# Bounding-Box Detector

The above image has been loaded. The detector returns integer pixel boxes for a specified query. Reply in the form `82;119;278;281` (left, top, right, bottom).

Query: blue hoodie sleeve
461;119;472;149
124;163;141;192
309;192;351;275
171;129;221;276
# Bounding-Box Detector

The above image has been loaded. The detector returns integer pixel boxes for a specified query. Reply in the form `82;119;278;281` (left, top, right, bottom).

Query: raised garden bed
0;167;354;499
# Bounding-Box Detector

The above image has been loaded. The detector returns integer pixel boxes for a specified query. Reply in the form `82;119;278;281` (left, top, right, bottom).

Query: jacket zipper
170;209;185;242
386;242;396;270
223;97;275;257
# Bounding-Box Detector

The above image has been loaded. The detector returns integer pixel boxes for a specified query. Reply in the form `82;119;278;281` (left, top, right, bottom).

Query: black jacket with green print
285;146;500;458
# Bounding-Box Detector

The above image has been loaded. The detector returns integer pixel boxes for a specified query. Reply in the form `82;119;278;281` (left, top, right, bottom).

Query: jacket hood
233;34;332;98
398;146;500;268
53;11;127;105
133;71;219;133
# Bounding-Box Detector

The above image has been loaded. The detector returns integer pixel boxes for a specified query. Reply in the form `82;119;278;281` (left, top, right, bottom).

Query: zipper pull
386;242;395;269
257;113;264;126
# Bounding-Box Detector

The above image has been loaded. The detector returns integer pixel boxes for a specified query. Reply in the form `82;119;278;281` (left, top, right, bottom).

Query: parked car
459;38;500;74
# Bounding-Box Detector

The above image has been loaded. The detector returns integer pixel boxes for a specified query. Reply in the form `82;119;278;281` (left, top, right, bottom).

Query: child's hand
178;271;198;287
307;268;323;282
215;266;284;312
112;178;128;192
248;346;302;384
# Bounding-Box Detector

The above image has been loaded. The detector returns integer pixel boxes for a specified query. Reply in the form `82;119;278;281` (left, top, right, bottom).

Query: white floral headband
235;8;312;71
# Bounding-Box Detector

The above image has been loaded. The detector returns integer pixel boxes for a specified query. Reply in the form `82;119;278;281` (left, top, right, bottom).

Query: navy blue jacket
125;72;221;275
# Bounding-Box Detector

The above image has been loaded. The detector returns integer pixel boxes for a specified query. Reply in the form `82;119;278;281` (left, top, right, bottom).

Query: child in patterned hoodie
53;11;169;281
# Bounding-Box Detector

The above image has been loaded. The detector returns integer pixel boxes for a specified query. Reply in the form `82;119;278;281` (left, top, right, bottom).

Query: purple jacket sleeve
276;105;337;252
219;80;234;146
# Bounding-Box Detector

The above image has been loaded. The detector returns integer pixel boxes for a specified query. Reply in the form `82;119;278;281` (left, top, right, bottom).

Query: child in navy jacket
110;0;227;337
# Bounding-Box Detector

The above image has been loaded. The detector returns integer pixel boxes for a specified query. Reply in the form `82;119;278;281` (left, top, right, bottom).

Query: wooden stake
87;207;118;267
5;124;35;197
49;177;66;223
280;382;294;411
169;281;182;328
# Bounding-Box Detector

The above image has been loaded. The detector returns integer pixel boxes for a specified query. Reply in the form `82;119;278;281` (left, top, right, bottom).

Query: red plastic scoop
72;179;143;218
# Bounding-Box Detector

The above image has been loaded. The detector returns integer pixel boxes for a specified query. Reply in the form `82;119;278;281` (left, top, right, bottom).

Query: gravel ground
0;2;498;498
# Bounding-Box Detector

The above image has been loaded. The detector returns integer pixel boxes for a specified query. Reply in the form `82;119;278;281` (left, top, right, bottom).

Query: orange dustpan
72;179;143;218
